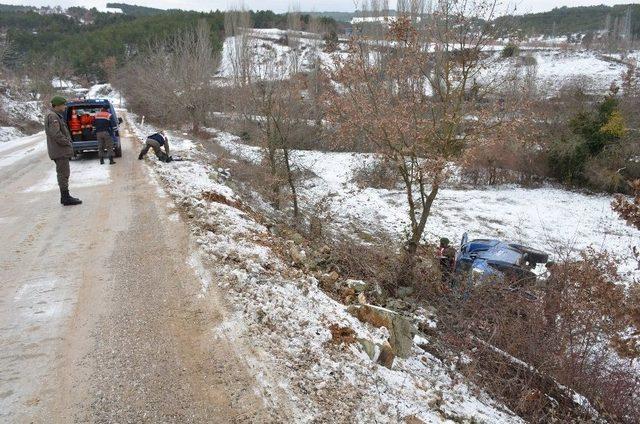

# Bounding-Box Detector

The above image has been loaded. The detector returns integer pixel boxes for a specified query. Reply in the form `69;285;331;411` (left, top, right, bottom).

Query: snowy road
0;125;273;422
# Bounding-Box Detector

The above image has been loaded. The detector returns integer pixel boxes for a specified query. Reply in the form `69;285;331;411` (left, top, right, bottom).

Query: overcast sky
8;0;637;14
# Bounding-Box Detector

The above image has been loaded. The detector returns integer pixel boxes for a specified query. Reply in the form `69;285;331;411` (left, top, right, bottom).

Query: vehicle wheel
510;244;549;264
115;146;122;158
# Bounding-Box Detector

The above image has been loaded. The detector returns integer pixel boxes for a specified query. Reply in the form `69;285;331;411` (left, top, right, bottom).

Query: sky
7;0;638;14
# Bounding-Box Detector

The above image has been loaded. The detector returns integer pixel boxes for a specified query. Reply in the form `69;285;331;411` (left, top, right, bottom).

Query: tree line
0;6;336;81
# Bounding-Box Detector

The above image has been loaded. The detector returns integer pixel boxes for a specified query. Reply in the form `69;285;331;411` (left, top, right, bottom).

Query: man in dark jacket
438;237;456;283
138;131;171;162
94;107;116;165
44;96;82;206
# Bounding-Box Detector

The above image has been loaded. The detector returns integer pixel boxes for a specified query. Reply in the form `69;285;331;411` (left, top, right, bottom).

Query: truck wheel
510;244;549;264
115;146;122;158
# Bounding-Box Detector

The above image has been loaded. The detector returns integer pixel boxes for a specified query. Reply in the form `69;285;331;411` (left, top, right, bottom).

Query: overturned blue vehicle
455;233;550;286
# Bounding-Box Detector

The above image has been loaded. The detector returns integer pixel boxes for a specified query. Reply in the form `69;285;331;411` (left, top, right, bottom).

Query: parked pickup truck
65;98;123;157
455;233;550;286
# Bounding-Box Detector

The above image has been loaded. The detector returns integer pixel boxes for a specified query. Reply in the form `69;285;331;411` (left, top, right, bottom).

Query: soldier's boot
109;156;116;165
61;189;82;206
100;157;104;165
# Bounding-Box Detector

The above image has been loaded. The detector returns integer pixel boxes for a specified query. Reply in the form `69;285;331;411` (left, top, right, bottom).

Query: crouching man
45;96;82;206
138;131;171;162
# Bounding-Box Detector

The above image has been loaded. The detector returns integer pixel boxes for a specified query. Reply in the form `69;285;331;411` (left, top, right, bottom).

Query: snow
51;78;77;89
0;127;24;143
533;50;626;94
23;157;112;192
219;28;337;81
215;133;640;282
127;114;522;423
0;131;44;153
86;83;125;108
0;134;46;169
1;94;43;124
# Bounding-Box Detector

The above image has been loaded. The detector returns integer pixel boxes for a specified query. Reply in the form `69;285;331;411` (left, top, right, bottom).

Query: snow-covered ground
531;49;628;94
0;132;46;169
219;29;634;95
86;83;125;108
216;133;640;283
0;126;24;143
218;28;340;81
125;113;524;423
0;92;42;136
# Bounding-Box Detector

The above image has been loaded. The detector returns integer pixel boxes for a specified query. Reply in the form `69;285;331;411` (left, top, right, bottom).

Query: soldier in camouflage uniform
44;96;82;206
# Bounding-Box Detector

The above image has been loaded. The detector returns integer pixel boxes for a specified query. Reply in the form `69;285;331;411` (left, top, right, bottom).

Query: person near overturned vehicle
44;96;82;206
438;237;457;283
138;131;171;162
94;107;117;165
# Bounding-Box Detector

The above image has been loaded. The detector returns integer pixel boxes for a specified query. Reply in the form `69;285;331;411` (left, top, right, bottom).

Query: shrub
501;42;519;58
548;93;628;187
323;30;339;53
436;249;640;422
351;159;399;190
519;54;537;67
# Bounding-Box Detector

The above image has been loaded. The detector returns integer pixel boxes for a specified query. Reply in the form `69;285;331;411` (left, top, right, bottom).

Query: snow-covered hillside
0;91;43;143
527;49;629;94
219;28;635;95
218;28;339;80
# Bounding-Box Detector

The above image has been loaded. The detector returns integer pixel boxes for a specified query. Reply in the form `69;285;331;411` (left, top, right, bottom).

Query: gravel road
0;124;277;423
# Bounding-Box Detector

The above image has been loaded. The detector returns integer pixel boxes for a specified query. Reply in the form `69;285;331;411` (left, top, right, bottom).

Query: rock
339;287;356;303
357;338;378;360
377;341;395;368
291;232;305;245
328;324;356;345
347;304;416;358
404;415;427;424
289;246;306;266
345;279;368;293
320;271;339;285
357;293;367;304
396;286;414;299
386;298;412;312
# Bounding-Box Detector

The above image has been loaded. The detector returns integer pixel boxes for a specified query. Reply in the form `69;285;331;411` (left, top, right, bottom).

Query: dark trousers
97;131;114;158
54;157;70;193
140;138;167;160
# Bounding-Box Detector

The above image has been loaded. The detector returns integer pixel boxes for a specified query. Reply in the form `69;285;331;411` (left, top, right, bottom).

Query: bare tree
224;7;253;86
0;37;12;74
116;20;220;131
327;1;503;256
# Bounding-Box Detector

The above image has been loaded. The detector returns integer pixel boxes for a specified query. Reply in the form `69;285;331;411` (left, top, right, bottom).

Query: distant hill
496;4;640;37
306;11;356;23
106;3;168;17
0;4;36;12
311;4;640;35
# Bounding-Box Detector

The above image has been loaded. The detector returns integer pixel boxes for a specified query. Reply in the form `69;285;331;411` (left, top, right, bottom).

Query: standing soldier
138;131;171;162
94;107;116;165
44;96;82;206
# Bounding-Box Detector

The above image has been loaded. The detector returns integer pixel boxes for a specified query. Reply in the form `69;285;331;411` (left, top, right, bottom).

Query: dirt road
0;125;276;422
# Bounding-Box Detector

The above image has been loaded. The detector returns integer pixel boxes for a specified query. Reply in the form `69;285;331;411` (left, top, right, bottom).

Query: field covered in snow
219;28;635;96
218;28;337;81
